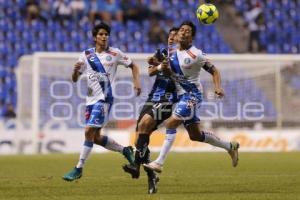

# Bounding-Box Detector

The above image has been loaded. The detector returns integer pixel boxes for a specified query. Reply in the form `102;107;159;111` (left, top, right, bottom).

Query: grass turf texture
0;152;299;200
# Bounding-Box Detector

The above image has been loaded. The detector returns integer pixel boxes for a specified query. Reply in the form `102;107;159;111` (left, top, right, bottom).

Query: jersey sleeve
196;49;208;68
78;52;87;73
116;49;133;67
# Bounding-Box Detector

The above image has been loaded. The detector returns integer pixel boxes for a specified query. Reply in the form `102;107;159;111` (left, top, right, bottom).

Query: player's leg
135;113;155;163
143;166;160;194
92;101;135;164
185;122;239;167
135;102;175;166
93;133;134;164
138;102;174;166
136;114;160;194
122;102;161;194
123;113;156;178
63;126;98;181
144;95;195;172
122;102;157;177
141;102;173;193
150;103;176;168
63;101;109;181
143;98;189;173
143;115;181;173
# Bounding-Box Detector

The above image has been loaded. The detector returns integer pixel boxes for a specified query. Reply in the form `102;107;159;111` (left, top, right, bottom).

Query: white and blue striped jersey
169;45;207;96
78;47;132;105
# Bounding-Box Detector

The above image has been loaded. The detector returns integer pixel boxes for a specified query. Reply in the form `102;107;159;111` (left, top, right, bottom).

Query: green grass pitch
0;152;299;200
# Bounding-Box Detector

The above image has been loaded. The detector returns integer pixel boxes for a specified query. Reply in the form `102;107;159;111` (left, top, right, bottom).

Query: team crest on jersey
184;58;191;64
106;55;112;61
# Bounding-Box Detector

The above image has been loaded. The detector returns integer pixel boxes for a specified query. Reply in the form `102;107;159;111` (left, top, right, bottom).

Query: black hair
92;22;111;37
169;27;179;34
179;20;196;38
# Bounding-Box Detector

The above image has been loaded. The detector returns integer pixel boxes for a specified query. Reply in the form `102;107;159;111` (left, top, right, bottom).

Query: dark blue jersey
148;46;177;103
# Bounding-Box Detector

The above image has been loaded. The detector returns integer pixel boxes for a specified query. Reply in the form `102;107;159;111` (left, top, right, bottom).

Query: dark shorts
136;101;173;131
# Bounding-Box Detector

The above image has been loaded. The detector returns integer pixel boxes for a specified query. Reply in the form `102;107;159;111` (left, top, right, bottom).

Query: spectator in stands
25;0;40;24
99;0;123;24
121;0;150;24
245;2;265;52
149;0;164;20
40;0;52;23
0;101;3;118
87;0;102;24
3;104;16;120
70;0;85;21
53;0;73;25
148;18;167;45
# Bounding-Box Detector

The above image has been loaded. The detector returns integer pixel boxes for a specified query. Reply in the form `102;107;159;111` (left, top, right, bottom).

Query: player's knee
93;132;101;142
138;117;154;133
165;116;181;129
188;133;199;141
85;127;99;141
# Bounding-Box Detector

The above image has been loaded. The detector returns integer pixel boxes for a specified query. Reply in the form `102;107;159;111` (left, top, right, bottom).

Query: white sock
202;131;231;151
100;135;124;153
76;140;93;168
154;129;176;166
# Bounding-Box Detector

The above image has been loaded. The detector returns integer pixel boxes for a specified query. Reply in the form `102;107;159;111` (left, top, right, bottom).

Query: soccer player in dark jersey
122;27;179;194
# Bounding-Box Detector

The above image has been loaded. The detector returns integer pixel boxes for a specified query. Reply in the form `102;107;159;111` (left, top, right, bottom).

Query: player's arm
148;56;173;77
148;56;161;76
148;66;159;76
128;62;141;96
203;61;225;98
148;48;169;76
72;61;84;82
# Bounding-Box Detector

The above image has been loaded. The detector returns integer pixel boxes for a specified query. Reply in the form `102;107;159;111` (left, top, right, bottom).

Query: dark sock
143;147;155;177
145;166;155;177
144;148;151;163
134;134;150;165
199;131;206;142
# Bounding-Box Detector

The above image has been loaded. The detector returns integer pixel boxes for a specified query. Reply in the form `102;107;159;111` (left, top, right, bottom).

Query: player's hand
147;56;159;66
74;61;84;72
161;59;168;70
134;85;141;96
215;88;225;98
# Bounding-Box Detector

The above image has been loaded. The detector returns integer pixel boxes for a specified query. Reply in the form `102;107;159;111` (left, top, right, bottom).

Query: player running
63;22;141;181
122;27;179;194
143;21;240;173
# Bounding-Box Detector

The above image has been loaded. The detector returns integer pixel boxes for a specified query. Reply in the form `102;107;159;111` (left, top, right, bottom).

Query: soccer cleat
143;162;163;173
122;164;140;179
148;175;159;194
122;146;135;165
228;141;240;167
144;166;159;194
63;167;82;181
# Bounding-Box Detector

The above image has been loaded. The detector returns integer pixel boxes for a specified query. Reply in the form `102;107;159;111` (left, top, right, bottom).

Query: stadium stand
234;0;300;53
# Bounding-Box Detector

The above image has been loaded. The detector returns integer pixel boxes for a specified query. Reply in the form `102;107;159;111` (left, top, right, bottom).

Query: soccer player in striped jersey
63;22;141;181
143;21;239;173
122;27;178;194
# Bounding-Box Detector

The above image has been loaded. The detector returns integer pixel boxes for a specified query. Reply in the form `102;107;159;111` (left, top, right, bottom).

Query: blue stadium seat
126;20;139;33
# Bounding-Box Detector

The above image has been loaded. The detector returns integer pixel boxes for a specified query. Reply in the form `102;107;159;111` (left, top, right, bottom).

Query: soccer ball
196;4;219;25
